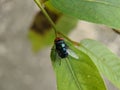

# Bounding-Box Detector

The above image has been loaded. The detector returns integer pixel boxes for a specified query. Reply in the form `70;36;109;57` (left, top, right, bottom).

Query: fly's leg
56;52;62;65
51;46;62;65
51;46;57;62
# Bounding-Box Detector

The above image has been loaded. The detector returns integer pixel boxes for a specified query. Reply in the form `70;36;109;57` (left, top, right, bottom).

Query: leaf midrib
65;58;82;90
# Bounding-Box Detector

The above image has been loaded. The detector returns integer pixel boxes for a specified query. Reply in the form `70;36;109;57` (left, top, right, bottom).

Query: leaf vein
66;58;82;90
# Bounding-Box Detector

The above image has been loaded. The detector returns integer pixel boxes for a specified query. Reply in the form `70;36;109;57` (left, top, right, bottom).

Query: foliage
49;0;120;31
28;14;77;52
51;41;106;90
80;39;120;89
33;0;120;90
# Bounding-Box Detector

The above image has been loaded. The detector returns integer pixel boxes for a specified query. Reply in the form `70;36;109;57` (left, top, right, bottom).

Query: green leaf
51;42;106;90
80;39;120;89
49;0;120;30
28;15;77;52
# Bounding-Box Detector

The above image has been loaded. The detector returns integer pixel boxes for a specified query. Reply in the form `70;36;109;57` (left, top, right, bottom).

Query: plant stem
34;0;57;36
34;0;80;46
57;32;80;46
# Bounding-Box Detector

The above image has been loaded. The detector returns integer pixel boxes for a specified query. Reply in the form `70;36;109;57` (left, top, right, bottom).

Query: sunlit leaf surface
80;39;120;89
51;41;106;90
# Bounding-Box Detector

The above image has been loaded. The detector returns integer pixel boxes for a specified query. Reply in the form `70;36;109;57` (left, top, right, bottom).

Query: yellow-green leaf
80;39;120;89
51;42;106;90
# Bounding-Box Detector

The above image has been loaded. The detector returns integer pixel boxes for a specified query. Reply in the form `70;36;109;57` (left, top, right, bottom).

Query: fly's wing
67;49;79;60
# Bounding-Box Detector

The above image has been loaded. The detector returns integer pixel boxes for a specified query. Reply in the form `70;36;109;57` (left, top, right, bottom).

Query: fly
54;37;68;58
